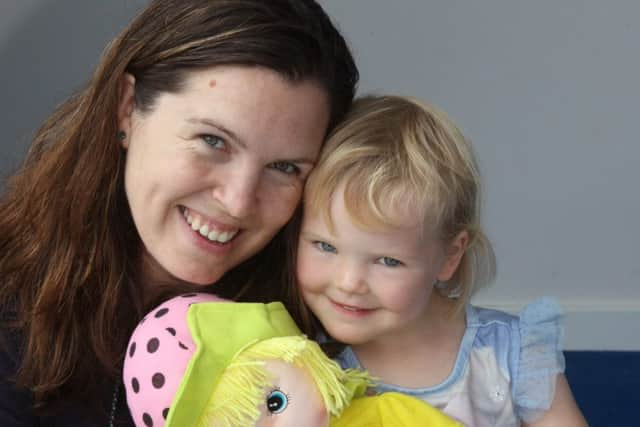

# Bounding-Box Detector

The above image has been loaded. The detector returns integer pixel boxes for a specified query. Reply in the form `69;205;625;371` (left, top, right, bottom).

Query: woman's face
119;66;330;285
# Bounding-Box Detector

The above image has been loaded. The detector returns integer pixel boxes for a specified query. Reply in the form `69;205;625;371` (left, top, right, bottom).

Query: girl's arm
524;374;588;427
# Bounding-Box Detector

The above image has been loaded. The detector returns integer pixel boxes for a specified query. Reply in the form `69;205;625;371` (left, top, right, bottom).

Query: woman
0;0;357;425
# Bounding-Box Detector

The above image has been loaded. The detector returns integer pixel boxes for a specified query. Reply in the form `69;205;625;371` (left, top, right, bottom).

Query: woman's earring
117;130;127;141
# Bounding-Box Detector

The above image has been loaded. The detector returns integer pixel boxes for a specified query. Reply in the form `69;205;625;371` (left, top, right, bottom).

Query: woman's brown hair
0;0;357;412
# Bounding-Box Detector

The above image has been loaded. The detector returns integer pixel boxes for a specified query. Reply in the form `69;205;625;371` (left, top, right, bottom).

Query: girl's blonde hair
303;95;496;312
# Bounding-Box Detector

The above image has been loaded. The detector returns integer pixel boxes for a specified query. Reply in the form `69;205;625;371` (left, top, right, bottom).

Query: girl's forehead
308;188;437;244
335;183;435;231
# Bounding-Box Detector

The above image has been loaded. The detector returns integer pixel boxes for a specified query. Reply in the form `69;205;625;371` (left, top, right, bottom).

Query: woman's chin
170;268;223;287
142;256;224;288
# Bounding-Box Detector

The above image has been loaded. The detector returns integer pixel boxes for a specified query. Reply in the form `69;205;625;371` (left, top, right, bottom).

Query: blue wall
565;351;639;427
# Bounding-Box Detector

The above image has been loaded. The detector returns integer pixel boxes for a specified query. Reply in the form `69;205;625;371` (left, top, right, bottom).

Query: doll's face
254;360;329;427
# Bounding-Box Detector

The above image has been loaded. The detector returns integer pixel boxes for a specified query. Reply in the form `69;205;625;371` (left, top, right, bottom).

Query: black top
0;328;134;427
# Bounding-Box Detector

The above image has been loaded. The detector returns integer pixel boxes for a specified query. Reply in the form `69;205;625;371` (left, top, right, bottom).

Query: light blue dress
334;298;565;427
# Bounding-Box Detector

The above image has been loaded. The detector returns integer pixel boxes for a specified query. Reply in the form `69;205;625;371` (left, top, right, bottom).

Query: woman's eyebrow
185;117;317;164
185;117;246;149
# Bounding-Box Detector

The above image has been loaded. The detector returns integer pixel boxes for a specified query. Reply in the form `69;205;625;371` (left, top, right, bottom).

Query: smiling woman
119;66;329;287
0;0;357;425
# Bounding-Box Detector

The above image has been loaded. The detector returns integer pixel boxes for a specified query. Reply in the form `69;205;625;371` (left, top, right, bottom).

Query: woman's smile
182;207;240;245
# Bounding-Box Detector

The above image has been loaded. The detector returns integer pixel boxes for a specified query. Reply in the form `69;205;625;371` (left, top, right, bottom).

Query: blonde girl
294;96;587;426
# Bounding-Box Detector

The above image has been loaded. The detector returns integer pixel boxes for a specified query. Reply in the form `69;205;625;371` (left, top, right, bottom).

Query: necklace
109;380;120;427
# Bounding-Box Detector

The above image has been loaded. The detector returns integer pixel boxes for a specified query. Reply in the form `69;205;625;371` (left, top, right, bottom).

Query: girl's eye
314;241;337;253
379;256;401;267
266;389;290;415
270;161;300;175
200;134;225;149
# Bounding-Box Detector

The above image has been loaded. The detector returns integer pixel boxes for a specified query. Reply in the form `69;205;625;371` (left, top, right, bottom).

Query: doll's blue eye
266;389;289;414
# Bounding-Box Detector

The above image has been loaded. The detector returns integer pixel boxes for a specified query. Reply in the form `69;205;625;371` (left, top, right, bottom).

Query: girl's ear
437;230;469;282
117;73;136;148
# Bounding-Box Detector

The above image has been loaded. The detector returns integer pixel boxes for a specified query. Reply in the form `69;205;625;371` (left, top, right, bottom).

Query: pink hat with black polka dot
123;292;226;427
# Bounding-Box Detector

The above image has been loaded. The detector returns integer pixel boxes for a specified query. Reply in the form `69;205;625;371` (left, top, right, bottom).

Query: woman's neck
137;251;197;307
352;294;466;389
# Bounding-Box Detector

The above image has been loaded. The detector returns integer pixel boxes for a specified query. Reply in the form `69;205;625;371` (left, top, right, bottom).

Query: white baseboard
471;300;640;351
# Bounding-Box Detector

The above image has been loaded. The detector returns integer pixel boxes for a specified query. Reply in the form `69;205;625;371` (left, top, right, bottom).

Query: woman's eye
379;256;401;267
314;241;337;253
266;389;290;415
200;134;225;149
270;161;300;175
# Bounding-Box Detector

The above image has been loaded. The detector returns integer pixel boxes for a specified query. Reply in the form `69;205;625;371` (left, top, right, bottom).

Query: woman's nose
212;166;260;219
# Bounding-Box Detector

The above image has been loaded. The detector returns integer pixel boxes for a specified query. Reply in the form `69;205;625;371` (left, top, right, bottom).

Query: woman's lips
181;206;240;244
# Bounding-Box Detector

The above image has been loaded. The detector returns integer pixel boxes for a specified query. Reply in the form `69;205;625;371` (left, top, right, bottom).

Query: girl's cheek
385;285;426;312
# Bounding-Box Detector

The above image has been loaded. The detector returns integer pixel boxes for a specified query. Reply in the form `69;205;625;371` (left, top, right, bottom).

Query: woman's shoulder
0;307;24;374
0;323;130;427
0;319;38;427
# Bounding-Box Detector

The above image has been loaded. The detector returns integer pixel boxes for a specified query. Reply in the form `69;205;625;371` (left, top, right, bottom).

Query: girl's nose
335;260;368;295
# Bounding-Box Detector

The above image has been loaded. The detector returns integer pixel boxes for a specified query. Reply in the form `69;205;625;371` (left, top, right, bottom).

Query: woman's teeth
183;209;239;244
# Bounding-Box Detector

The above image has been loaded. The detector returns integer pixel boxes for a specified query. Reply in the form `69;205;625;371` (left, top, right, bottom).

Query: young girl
293;96;588;426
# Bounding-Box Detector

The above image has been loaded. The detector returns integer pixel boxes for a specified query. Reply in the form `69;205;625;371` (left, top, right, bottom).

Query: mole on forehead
209;79;217;88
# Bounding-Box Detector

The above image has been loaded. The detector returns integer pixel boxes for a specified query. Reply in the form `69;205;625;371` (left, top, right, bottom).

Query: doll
333;392;464;426
123;293;461;427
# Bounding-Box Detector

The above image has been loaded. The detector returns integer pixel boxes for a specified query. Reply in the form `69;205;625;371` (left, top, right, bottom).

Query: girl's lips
329;299;375;317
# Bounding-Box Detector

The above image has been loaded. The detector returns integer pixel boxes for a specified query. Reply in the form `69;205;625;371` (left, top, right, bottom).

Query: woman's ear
437;230;469;282
117;73;136;148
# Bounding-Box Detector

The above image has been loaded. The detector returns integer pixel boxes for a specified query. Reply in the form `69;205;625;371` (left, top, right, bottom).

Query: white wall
0;0;147;174
319;0;640;350
1;1;638;349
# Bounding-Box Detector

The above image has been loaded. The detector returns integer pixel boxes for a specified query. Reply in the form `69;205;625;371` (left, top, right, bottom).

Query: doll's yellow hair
198;335;372;427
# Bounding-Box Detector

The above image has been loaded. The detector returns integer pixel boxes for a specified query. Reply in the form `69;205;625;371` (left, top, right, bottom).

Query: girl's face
119;66;329;285
296;184;465;347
